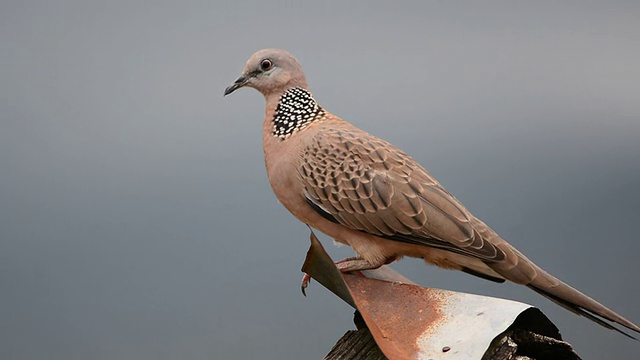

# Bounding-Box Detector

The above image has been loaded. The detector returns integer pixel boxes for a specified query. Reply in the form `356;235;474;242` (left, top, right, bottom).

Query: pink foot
335;257;384;273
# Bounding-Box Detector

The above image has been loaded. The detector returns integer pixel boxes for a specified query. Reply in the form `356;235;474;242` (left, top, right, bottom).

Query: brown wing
299;126;505;262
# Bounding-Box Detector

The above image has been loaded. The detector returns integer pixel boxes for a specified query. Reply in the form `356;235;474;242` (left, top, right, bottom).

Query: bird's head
224;49;308;97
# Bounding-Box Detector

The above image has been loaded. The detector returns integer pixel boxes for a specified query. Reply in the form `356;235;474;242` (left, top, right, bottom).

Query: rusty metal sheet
344;275;533;359
301;229;557;360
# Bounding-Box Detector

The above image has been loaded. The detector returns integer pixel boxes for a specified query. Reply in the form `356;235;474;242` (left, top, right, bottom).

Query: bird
224;48;640;336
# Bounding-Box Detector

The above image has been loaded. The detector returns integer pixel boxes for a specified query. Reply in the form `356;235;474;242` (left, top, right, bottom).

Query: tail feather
484;233;640;336
528;284;636;339
528;268;640;336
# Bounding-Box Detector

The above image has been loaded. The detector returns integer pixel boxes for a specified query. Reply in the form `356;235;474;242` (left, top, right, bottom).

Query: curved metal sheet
301;230;560;360
344;274;533;359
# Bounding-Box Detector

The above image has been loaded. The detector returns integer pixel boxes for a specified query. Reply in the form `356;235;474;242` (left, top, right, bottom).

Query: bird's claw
301;273;312;296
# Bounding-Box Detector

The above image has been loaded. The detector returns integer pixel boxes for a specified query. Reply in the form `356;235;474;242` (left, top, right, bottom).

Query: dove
224;48;640;336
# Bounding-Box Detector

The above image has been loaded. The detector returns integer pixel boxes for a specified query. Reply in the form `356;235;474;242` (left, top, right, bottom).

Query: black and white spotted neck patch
272;87;325;139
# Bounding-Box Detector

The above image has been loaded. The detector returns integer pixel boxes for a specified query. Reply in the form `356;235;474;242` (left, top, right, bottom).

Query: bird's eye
260;59;273;71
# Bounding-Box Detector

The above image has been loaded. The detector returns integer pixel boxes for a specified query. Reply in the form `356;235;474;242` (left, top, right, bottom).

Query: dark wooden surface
325;320;582;360
324;328;387;360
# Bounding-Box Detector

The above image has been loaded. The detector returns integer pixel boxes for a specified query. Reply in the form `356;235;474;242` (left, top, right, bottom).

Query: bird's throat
272;88;324;140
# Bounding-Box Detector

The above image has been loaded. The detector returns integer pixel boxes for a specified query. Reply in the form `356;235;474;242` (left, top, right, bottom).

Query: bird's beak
224;74;251;96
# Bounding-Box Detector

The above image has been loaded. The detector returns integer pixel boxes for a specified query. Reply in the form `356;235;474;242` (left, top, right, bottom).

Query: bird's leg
301;256;386;296
335;256;385;272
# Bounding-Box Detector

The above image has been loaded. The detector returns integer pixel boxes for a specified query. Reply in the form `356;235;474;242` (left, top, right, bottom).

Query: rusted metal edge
301;229;567;360
301;229;416;307
301;229;356;307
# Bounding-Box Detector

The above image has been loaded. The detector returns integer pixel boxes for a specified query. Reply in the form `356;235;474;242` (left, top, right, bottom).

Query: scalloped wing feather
300;127;506;263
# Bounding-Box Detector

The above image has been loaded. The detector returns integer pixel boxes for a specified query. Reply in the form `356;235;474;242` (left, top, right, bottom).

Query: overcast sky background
1;1;639;359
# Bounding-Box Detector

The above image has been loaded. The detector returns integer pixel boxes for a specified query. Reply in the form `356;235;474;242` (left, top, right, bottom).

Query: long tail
477;231;640;337
468;218;639;336
526;266;640;338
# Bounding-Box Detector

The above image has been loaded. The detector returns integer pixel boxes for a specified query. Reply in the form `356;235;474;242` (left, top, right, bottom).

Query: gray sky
1;1;639;359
